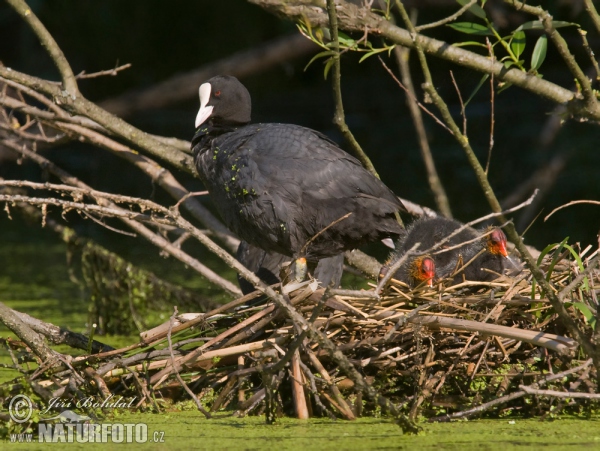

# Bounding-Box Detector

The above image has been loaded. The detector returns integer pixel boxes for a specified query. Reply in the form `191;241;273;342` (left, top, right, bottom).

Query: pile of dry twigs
2;243;598;431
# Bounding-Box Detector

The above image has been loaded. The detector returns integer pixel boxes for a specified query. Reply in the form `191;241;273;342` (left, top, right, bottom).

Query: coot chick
460;227;509;282
191;76;405;270
381;255;436;288
236;241;344;296
390;216;510;284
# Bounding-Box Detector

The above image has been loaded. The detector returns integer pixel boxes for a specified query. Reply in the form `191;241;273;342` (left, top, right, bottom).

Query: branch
518;385;600;399
583;0;600;35
505;0;597;109
390;47;452;217
248;0;600;120
0;144;242;296
544;200;600;222
14;310;113;354
0;66;194;173
415;0;476;32
53;121;238;252
5;0;78;97
0;301;61;369
326;0;379;178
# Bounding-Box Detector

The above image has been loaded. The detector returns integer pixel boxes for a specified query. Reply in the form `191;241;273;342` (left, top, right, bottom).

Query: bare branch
326;0;380;179
415;0;477;32
545;200;600;222
5;0;78;96
76;63;132;80
390;48;452;217
583;0;600;35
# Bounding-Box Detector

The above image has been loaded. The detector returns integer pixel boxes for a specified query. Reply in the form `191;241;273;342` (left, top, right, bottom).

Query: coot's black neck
191;121;247;152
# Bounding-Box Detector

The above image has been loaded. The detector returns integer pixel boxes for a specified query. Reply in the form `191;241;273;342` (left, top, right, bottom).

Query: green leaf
358;46;391;63
323;58;334;80
561;243;590;292
531;240;567;299
511;30;526;58
515;20;578;31
531;35;547;71
304;50;336;72
456;0;487;19
464;73;489;107
448;22;494;35
571;302;596;328
337;31;357;48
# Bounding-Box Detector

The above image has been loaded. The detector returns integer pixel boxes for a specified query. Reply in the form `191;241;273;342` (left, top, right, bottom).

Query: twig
378;56;452;134
5;0;78;96
376;243;421;294
76;63;132;80
505;0;598;109
298;359;336;420
415;0;477;32
449;71;467;136
544;200;600;222
390;47;452;217
578;29;600;81
167;307;211;418
430;359;594;421
326;0;380;179
486;38;496;175
583;0;600;35
518;385;600;399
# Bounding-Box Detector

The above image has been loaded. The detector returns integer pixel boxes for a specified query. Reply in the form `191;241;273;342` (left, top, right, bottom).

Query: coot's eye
215;90;221;97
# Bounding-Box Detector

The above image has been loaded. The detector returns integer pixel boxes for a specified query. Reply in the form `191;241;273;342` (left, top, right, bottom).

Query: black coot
191;75;404;279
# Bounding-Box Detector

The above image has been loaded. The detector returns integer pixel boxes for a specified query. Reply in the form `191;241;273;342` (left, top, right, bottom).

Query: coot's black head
195;75;252;128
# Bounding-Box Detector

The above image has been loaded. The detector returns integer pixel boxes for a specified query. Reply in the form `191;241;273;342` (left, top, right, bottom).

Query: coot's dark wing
196;123;404;259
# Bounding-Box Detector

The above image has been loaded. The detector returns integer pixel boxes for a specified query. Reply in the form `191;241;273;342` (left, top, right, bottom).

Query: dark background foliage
1;0;598;252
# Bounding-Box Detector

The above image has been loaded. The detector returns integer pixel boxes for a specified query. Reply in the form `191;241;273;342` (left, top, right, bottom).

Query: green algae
5;414;600;450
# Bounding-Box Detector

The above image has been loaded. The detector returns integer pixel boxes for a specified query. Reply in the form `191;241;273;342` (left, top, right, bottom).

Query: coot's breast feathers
193;122;404;259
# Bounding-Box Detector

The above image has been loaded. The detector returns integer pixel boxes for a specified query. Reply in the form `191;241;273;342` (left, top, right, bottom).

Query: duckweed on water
5;414;600;450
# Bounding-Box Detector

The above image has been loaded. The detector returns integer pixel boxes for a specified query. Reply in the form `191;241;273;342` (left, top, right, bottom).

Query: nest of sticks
2;243;598;428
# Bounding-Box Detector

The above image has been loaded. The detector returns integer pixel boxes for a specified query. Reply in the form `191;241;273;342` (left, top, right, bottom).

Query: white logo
9;394;33;423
